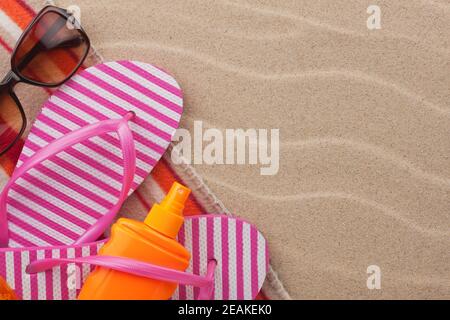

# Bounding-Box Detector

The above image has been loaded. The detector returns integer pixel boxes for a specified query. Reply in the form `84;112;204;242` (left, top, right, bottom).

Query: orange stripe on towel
15;0;35;17
0;0;34;29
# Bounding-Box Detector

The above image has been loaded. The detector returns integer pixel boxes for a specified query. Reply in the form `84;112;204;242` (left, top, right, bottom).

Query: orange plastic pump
0;276;17;300
78;182;191;300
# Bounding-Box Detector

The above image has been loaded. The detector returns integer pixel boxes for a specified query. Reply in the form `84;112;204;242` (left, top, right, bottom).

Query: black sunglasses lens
12;9;89;86
0;88;23;155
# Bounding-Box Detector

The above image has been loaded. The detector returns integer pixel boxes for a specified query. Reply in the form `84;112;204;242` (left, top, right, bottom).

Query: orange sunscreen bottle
0;276;17;300
78;182;191;300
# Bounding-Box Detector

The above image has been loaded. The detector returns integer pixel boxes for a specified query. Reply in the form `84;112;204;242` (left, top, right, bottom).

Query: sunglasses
0;5;90;156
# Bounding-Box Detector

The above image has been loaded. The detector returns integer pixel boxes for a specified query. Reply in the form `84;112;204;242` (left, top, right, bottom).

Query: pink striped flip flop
0;60;183;248
1;215;269;300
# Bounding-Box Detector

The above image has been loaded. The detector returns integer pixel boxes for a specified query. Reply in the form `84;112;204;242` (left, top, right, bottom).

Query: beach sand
31;0;450;299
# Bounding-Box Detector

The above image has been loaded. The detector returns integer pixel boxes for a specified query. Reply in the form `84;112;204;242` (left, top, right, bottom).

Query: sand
27;0;450;299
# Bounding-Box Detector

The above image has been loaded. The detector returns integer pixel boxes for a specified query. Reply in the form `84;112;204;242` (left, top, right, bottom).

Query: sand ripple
204;176;449;237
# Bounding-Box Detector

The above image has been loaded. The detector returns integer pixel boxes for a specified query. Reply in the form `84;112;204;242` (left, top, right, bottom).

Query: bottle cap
144;182;191;238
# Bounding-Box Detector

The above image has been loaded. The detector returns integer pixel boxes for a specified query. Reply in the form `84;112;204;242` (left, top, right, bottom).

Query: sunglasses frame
0;5;90;156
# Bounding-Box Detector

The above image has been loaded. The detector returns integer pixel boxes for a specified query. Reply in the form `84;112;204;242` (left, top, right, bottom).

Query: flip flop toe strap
0;112;137;247
26;255;217;300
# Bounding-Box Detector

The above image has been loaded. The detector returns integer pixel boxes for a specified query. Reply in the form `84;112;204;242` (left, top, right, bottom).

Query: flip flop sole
7;61;183;248
0;215;268;300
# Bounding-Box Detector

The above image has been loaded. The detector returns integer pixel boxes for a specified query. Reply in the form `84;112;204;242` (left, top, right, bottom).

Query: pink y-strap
26;255;217;300
0;112;136;247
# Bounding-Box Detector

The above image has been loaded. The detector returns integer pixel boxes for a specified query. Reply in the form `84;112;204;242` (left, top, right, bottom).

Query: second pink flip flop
1;215;269;300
